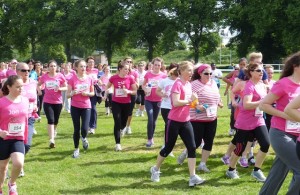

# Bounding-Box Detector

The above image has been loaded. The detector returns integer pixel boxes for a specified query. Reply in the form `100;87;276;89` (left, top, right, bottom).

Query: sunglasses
20;69;30;72
252;69;263;73
203;72;212;75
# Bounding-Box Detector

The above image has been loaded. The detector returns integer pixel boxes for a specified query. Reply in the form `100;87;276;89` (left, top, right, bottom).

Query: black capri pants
160;120;196;158
0;139;25;160
234;125;270;156
191;119;217;151
43;102;63;125
136;87;145;105
112;101;130;144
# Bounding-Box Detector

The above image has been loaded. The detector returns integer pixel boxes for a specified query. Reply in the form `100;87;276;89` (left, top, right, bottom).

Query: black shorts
0;138;25;160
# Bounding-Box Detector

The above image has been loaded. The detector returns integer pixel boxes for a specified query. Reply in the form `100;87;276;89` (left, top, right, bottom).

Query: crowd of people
1;51;300;194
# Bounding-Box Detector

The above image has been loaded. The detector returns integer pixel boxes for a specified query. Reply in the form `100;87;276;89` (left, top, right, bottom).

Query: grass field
7;77;292;195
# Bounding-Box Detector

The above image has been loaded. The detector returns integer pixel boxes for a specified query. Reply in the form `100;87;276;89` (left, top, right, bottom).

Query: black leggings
192;119;217;151
161;108;170;143
136;88;145;105
128;95;136;116
160;120;196;158
112;101;130;144
102;91;112;108
37;90;45;116
234;126;270;156
43;102;62;125
71;106;91;148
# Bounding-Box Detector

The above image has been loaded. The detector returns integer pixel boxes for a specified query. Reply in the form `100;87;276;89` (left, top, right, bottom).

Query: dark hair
118;61;128;71
192;67;201;81
26;59;35;65
280;51;300;79
145;62;152;70
151;57;164;67
86;56;94;62
239;57;247;64
168;63;179;77
2;75;21;96
48;60;57;67
244;62;260;79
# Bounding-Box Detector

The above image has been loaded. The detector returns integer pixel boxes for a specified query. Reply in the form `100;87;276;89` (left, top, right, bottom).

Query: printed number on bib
45;81;58;90
206;106;217;117
285;120;300;133
8;123;25;136
115;88;127;97
255;107;263;117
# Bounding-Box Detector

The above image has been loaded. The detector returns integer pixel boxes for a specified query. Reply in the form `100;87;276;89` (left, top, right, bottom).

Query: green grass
10;82;291;195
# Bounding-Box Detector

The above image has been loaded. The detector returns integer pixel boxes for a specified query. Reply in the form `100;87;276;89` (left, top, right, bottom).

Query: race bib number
45;81;58;90
8;123;25;136
115;88;127;97
255;107;263;117
206;106;217;117
149;80;159;88
285;120;300;133
76;84;89;93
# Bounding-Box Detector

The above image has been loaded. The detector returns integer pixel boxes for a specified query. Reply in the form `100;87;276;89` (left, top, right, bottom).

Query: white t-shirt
212;69;223;84
158;77;177;109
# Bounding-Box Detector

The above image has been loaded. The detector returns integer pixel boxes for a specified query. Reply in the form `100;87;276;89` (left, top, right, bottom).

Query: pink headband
197;64;210;74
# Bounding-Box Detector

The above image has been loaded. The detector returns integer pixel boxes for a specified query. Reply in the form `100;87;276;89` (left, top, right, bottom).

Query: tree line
0;0;298;64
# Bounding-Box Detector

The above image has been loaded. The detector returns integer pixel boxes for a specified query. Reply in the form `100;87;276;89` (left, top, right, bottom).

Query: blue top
29;70;38;81
238;69;267;81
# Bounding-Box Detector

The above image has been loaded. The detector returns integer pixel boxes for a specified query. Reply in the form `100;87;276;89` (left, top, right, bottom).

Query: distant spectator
211;63;223;88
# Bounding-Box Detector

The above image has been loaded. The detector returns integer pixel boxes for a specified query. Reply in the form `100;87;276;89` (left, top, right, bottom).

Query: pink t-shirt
21;79;37;117
271;77;300;135
109;74;135;103
0;96;29;143
190;79;220;122
128;70;139;82
6;69;17;77
63;71;75;82
87;68;98;84
0;69;7;82
100;74;111;91
168;79;192;122
235;80;266;130
40;73;66;104
68;75;93;109
144;71;167;102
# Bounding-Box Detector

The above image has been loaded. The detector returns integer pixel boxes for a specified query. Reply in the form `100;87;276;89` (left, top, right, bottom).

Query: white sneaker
177;151;187;165
54;129;58;137
226;169;240;179
197;163;210;173
33;128;37;135
189;174;205;187
18;168;25;177
49;139;55;148
228;129;235;136
89;128;95;134
82;137;89;150
72;149;80;158
121;128;126;137
115;144;122;151
150;166;161;182
251;169;266;182
135;110;140;117
140;111;144;117
126;127;132;134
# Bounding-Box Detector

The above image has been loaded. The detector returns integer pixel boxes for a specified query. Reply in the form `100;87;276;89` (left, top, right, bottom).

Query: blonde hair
178;61;193;75
249;52;263;62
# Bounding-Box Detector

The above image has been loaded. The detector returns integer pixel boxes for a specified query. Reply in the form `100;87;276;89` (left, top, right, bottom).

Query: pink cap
197;64;210;74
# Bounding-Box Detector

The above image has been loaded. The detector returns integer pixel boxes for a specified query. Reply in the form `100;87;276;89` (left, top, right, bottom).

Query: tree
167;0;223;63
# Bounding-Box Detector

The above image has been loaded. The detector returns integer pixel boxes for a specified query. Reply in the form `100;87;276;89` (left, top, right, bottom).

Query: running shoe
135;110;140;117
189;174;205;187
88;128;95;134
251;170;266;182
228;129;235;136
8;182;18;195
126;127;132;134
18;169;25;177
226;169;240;179
49;139;55;148
82;138;89;150
238;157;249;168
33;128;37;135
140;111;144;117
248;156;256;165
197;164;210;173
150;166;161;182
146;139;154;148
177;151;187;165
121;128;126;137
72;149;80;158
54;129;58;137
115;144;122;151
221;155;230;165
